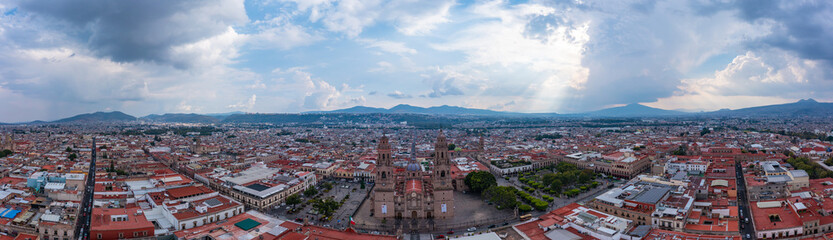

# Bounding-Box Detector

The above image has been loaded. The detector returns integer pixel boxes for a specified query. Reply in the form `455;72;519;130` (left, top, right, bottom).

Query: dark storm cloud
738;1;833;62
695;0;833;62
19;0;247;68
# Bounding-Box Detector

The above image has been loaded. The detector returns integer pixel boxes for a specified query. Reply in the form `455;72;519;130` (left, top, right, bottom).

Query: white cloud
429;1;590;111
170;27;245;68
392;0;453;36
247;16;323;50
649;49;832;110
358;38;417;55
271;68;366;110
228;94;257;110
387;90;412;99
280;0;455;37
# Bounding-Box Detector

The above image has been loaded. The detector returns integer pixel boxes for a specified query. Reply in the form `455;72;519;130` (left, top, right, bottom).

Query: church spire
377;132;391;166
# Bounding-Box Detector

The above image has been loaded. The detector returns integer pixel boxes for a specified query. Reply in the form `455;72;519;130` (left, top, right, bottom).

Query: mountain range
51;111;137;123
5;99;831;124
310;104;520;116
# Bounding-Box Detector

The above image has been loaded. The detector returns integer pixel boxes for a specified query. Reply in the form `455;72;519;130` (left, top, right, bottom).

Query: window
97;234;102;239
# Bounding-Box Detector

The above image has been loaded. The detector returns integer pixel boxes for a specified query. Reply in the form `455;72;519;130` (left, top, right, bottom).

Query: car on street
447;230;454;234
746;234;751;239
467;227;476;232
435;235;445;239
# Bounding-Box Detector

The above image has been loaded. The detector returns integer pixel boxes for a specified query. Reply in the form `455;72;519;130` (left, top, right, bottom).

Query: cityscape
2;1;833;240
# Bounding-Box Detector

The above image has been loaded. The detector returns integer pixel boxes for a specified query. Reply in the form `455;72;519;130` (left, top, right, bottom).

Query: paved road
736;162;756;240
75;138;96;240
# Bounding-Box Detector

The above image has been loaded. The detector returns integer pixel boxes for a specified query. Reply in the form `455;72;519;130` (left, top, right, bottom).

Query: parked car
466;227;476;232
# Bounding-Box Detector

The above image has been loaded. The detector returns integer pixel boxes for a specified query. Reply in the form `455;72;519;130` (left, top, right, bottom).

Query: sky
0;0;832;122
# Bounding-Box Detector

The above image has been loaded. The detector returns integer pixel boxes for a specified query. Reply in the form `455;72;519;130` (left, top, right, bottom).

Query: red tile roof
90;207;154;231
406;180;423;193
166;185;213;199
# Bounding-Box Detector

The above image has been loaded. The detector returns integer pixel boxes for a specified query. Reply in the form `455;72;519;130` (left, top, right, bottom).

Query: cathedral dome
406;162;421;171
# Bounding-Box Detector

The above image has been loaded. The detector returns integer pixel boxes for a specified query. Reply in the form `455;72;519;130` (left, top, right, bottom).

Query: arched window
382;172;386;179
441;171;445;177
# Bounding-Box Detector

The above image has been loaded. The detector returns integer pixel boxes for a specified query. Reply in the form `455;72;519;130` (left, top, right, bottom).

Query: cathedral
372;131;455;219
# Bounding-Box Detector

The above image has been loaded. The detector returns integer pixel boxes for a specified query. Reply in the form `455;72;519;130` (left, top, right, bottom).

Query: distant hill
710;99;833;117
204;111;245;117
326;106;389;114
581;103;687;117
141;113;220;123
53;111;137;123
10;99;833;125
313;104;521;116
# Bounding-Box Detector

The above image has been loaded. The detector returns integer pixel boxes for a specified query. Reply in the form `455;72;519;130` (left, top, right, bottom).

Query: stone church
372;131;455;219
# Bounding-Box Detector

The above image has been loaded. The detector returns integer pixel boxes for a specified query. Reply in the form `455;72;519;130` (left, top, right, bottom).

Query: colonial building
372;131;455;219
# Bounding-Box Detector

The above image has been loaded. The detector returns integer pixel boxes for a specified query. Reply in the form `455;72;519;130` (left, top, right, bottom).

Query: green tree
304;187;318;197
464;171;497;193
312;198;341;217
578;170;594;184
482;186;517;209
65;147;73;152
0;149;12;158
672;145;687;155
549;179;563;193
541;173;558;186
518;204;533;212
322;182;334;190
285;194;302;207
555;162;577;172
532;199;548;210
68;153;77;161
448;143;456;151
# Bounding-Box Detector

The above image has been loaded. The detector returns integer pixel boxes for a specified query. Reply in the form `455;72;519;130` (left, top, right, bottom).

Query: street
74;138;96;240
736;162;755;240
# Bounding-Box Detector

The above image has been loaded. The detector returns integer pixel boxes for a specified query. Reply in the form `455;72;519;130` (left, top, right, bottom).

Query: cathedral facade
372;131;455;219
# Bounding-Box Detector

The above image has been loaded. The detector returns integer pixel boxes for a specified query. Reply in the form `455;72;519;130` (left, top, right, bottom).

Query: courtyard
352;190;516;235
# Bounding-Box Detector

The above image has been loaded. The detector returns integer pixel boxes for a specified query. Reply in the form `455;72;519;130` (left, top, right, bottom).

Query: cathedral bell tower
373;133;396;218
376;134;394;190
433;130;454;219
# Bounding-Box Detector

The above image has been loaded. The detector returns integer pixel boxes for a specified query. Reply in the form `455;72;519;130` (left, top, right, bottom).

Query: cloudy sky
0;0;831;122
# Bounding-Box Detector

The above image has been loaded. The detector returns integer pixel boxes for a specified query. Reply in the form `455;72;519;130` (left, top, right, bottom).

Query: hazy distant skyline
1;0;832;122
